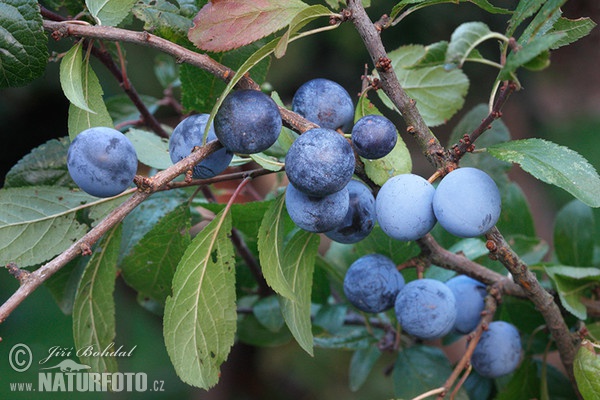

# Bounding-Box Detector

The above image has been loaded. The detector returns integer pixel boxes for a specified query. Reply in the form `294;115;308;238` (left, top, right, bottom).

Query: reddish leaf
189;0;309;52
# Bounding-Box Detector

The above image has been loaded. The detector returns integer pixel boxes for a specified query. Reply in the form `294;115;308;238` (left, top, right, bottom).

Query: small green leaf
410;41;448;68
362;139;412;186
60;43;94;114
253;296;285;332
279;230;319;355
445;22;499;66
554;200;595;266
506;0;545;38
68;61;114;139
488;139;600;208
518;0;565;44
550;17;596;49
349;345;382;392
497;183;536;238
379;45;469;127
393;345;468;399
499;32;565;80
274;5;332;58
391;0;509;22
86;0;137;26
249;153;285;171
574;342;600;400
188;0;310;52
133;0;193;38
4;137;75;189
545;266;600;320
0;186;127;268
121;205;191;305
163;210;235;389
45;255;88;315
258;194;296;300
73;225;121;374
125;128;171;170
313;326;378;350
0;0;48;88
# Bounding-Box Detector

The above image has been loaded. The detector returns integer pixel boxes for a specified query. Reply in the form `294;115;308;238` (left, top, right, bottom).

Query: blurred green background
1;1;599;399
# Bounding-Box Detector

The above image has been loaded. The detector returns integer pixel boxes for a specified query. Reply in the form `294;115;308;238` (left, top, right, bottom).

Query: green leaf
188;0;310;52
163;210;235;389
72;225;121;374
391;0;509;22
258;193;296;300
488;139;600;208
4;137;75;188
379;45;469;127
554;200;595;266
180;42;270;113
545;266;600;320
349;345;382;392
0;0;48;88
495;357;540;400
125;128;171;170
273;5;332;58
313;326;378;350
362;138;412;186
249;153;285;171
67;61;114;139
132;0;193;38
121;205;191;305
574;342;600;400
86;0;137;26
119;191;187;262
0;186;127;268
445;22;500;66
506;0;545;38
60;43;94;114
518;0;565;44
45;255;88;315
409;41;448;68
279;229;320;356
499;32;565;80
550;17;597;49
253;295;285;332
393;345;468;399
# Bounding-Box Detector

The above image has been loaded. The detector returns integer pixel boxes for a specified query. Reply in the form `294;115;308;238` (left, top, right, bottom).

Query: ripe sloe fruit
395;278;457;340
471;321;522;378
285;184;349;233
292;78;354;131
169;114;233;179
351;114;398;159
446;275;487;334
67;127;138;198
214;89;282;154
433;167;501;238
343;254;405;313
325;180;375;244
376;174;437;241
285;128;355;197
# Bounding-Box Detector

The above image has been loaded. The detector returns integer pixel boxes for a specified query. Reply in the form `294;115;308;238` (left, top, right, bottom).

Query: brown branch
450;81;517;162
485;227;581;396
0;141;221;324
345;0;450;170
417;234;526;298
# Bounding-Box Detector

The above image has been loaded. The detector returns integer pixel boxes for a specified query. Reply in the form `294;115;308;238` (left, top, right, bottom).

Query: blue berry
376;174;437;241
285;184;349;233
169;114;233;179
351;114;398;159
471;321;522;378
214;89;282;154
292;78;354;131
67;127;137;198
433;167;501;238
395;278;457;340
325;180;375;244
285;128;355;197
343;254;405;313
446;275;487;334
